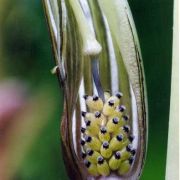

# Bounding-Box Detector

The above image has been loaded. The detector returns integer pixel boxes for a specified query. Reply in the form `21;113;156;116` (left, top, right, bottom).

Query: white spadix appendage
68;0;102;56
83;38;102;56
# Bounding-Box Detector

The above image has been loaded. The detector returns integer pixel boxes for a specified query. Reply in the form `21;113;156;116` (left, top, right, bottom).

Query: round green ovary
81;92;135;177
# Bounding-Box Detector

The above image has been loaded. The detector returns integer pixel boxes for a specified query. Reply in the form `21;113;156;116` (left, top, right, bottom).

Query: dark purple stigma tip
81;127;86;133
115;92;123;99
81;111;87;117
115;151;121;159
126;144;133;152
87;149;94;156
100;126;107;134
122;115;129;121
93;95;99;101
85;135;92;142
131;149;136;156
128;135;135;142
103;141;109;149
118;105;126;112
108;100;114;106
97;156;104;164
81;139;85;146
81;152;86;159
112;117;119;124
95;111;101;118
116;134;123;141
85;120;91;126
129;157;134;165
83;94;88;100
123;125;130;133
84;160;91;168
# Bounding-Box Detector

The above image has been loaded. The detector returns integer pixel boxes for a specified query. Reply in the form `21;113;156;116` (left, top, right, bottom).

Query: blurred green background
0;0;173;180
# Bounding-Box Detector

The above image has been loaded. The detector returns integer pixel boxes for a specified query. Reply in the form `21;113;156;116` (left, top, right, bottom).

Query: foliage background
0;0;173;179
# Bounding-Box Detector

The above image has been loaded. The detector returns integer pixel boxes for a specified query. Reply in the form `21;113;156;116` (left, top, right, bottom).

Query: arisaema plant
42;0;148;179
